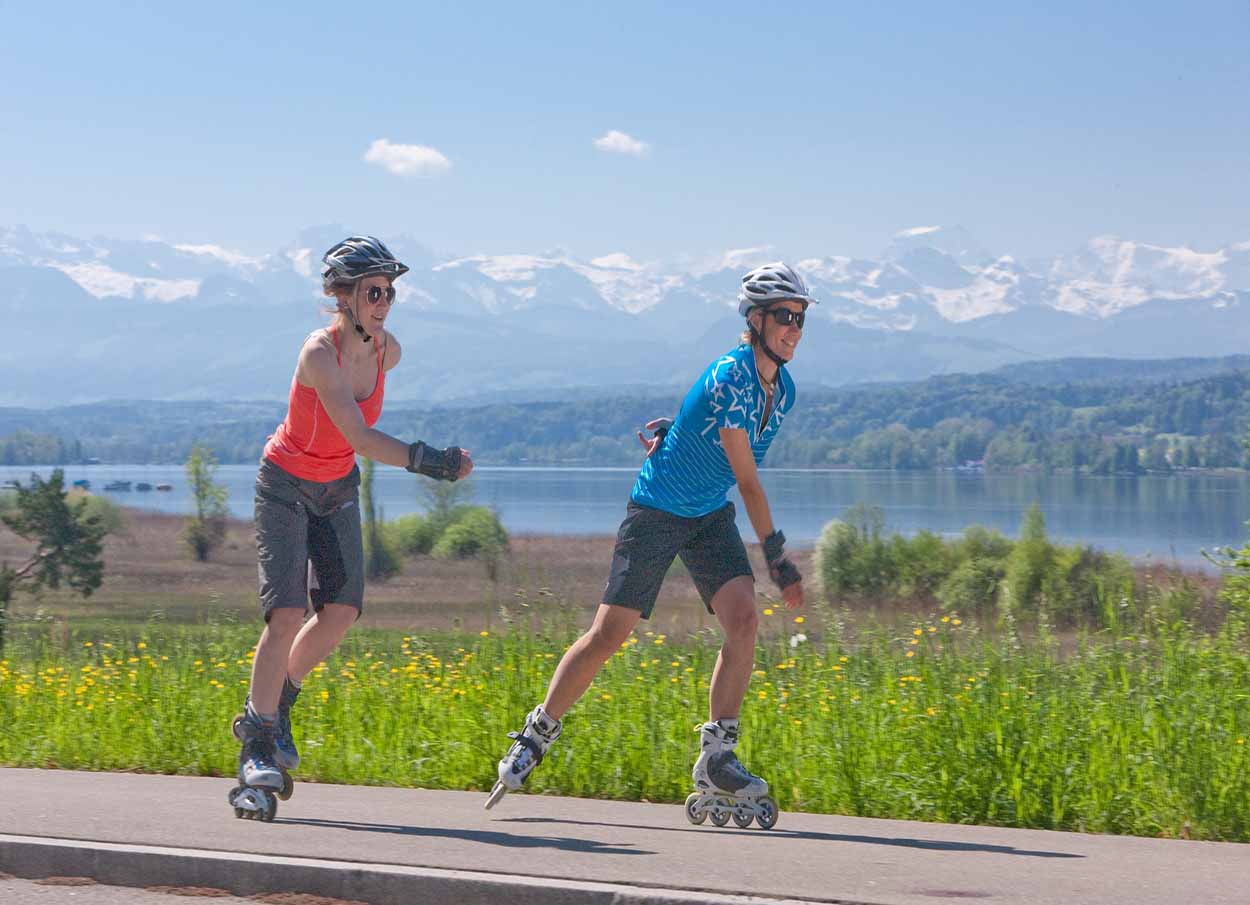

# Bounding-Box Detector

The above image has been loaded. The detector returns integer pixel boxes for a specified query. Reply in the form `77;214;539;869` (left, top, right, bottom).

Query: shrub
889;530;953;598
1003;504;1052;619
1040;545;1135;628
385;513;441;556
937;557;1006;620
432;507;509;561
68;490;128;536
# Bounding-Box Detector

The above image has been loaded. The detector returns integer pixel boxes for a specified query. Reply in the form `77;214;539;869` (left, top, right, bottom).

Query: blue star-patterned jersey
631;343;796;518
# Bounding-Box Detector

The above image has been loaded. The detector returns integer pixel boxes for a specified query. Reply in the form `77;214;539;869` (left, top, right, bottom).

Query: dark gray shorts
255;458;364;621
602;500;754;619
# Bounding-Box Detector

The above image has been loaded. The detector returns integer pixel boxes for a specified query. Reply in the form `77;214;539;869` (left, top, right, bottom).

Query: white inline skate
484;704;562;810
685;719;778;829
227;702;289;822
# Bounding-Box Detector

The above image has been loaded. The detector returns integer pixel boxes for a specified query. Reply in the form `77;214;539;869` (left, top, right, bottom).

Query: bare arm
719;427;776;543
298;335;471;478
720;426;803;608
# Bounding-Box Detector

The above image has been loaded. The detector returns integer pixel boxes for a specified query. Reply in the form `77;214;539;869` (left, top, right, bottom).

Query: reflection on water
2;465;1246;569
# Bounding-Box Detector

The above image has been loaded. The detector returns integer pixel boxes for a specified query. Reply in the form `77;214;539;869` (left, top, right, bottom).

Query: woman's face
348;275;396;333
753;298;805;362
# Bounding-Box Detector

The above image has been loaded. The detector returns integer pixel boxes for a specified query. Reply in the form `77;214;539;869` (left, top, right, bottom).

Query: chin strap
343;285;372;343
749;310;787;368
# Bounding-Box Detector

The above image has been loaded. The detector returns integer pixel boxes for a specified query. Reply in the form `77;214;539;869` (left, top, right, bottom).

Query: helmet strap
344;283;372;343
750;313;787;370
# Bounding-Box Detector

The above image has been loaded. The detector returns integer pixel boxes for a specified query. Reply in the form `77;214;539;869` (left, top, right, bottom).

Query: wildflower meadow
3;590;1249;842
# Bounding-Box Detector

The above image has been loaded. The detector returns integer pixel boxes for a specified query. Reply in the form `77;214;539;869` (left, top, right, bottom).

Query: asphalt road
1;768;1246;904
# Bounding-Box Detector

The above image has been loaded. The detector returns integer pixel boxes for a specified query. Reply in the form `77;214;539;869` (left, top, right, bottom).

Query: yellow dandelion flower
763;608;774;616
479;631;489;637
906;651;915;658
137;642;147;649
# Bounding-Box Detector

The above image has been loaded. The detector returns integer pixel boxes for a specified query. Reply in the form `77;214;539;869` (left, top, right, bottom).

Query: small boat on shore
135;482;153;492
103;480;132;492
155;483;173;492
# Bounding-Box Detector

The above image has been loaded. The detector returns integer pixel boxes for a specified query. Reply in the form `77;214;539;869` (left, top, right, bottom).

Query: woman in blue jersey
487;262;812;828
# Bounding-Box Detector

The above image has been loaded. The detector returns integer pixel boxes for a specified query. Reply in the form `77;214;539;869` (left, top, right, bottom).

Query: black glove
763;529;801;591
406;442;462;481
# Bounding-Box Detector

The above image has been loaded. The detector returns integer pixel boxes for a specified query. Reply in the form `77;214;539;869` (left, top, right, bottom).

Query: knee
264;609;304;642
584;622;632;660
721;607;759;644
317;604;358;633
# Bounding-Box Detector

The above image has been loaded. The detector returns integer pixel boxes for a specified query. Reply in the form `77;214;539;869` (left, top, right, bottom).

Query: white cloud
593;130;650;157
895;225;941;238
363;139;452;177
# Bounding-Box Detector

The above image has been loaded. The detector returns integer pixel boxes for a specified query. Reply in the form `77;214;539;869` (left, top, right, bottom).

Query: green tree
1003;504;1052;618
361;457;400;580
0;470;106;653
182;443;228;562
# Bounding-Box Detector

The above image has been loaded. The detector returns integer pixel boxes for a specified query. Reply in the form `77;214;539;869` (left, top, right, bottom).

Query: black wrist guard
763;529;801;591
763;530;786;564
406;442;462;481
769;557;802;591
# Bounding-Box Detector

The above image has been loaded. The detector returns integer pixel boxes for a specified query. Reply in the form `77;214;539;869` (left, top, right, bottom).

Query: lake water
3;464;1247;570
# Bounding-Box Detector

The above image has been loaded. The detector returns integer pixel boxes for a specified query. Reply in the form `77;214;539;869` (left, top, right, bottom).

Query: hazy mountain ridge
7;224;1249;406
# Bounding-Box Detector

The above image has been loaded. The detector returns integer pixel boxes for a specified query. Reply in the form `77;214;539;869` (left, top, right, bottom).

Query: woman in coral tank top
229;236;472;820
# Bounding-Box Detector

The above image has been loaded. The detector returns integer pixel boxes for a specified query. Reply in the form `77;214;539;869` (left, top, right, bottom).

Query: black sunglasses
766;307;805;328
365;285;396;304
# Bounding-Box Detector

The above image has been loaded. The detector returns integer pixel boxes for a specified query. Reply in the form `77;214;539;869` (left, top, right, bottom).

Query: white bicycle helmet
737;261;816;316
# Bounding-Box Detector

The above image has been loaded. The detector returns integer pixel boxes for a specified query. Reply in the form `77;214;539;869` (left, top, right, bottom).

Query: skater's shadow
497;818;1082;860
280;817;653;857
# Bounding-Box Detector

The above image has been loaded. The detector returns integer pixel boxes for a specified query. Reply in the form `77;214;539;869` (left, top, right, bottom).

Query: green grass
2;600;1249;841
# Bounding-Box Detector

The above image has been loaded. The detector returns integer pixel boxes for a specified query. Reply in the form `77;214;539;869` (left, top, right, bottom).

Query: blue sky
3;1;1247;262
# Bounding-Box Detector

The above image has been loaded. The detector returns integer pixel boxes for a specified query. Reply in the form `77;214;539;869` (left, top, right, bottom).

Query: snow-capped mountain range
5;224;1248;407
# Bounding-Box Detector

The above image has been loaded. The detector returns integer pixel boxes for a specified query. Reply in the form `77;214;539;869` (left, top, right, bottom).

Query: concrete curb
0;834;861;905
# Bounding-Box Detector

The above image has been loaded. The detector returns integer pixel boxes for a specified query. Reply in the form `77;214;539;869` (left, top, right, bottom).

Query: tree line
2;368;1248;472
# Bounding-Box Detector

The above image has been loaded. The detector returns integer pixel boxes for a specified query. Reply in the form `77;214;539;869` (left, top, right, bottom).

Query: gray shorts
602;500;754;619
255;458;364;621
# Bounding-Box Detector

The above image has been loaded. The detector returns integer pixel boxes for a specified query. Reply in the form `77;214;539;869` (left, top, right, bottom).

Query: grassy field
3;587;1248;842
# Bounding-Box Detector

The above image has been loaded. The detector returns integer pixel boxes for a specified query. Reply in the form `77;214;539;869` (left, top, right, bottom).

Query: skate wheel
684;793;707;826
277;771;294;801
260;793;278;822
732;810;754;828
484;780;508;811
756;796;779;830
233;807;245;819
710;799;732;827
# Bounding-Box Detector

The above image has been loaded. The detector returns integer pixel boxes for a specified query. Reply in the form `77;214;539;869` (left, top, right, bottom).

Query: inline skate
685;719;778;829
485;704;562;809
228;701;290;821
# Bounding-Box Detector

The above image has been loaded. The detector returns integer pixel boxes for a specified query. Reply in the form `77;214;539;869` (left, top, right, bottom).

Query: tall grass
3;582;1249;841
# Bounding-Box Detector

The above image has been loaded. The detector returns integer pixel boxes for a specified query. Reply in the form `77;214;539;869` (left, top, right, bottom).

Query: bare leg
248;608;306;715
286;603;358;684
541;604;641;719
707;576;759;721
